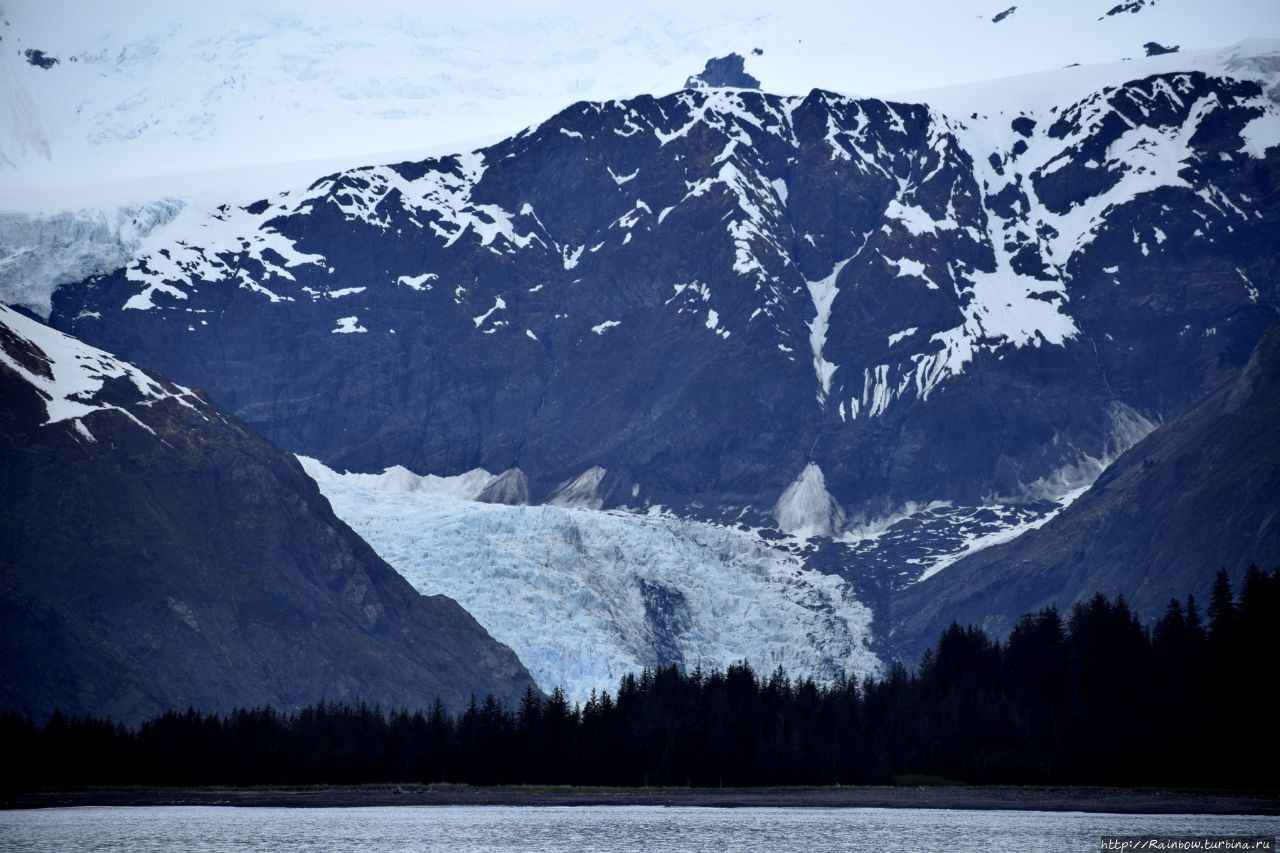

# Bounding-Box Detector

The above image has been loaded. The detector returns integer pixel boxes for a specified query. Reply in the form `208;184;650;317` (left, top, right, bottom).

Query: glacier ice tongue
303;458;881;704
0;202;183;317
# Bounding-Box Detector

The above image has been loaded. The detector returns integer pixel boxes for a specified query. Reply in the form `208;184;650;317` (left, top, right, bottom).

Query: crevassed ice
302;458;881;703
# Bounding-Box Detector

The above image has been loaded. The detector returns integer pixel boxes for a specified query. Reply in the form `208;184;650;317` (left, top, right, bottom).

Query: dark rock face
1145;42;1180;57
685;54;760;89
22;49;58;69
47;70;1278;537
1102;0;1155;17
0;307;537;724
890;324;1280;664
477;468;530;505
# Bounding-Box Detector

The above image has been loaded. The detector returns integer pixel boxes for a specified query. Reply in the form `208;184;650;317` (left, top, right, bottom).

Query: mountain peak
685;53;760;90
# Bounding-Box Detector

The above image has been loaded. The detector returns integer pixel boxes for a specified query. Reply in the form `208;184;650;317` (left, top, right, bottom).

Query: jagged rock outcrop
685;54;760;89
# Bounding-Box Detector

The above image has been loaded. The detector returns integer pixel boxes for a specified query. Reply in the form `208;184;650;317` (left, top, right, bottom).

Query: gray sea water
1;805;1276;852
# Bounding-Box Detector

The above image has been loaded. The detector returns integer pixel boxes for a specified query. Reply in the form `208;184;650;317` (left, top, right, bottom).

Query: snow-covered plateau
5;0;1272;189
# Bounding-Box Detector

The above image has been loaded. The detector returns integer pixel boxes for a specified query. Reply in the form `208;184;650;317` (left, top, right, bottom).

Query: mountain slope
0;305;536;723
8;42;1278;667
47;44;1280;526
890;322;1280;663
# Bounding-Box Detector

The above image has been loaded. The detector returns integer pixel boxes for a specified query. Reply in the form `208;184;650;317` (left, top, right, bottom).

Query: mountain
2;2;1272;326
890;322;1280;663
0;305;536;723
47;43;1280;518
9;40;1280;677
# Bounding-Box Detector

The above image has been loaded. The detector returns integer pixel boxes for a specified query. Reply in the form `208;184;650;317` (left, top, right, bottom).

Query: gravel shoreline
4;786;1277;814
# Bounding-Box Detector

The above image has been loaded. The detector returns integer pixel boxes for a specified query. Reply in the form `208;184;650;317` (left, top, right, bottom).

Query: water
0;806;1276;852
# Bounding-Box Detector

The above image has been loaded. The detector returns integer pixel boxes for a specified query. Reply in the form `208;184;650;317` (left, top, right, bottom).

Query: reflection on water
1;805;1277;852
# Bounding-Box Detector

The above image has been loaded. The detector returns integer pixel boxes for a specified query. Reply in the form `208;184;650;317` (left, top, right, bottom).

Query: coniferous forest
3;568;1276;791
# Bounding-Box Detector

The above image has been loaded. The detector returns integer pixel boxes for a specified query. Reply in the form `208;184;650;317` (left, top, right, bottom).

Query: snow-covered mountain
48;41;1279;504
2;0;1274;312
6;24;1280;669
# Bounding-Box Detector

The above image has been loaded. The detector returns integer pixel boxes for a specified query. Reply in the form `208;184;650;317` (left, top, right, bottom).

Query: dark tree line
3;567;1276;790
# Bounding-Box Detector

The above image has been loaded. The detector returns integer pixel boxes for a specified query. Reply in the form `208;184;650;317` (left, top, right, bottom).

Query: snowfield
4;0;1273;192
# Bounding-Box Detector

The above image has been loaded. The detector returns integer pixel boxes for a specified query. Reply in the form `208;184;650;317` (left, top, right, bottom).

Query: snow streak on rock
0;305;205;436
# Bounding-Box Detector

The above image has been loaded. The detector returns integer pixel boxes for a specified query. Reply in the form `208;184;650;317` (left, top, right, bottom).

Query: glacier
300;457;881;703
0;201;182;316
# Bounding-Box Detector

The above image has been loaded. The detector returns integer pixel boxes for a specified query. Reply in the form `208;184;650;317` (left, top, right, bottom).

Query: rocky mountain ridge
47;46;1280;535
891;322;1280;662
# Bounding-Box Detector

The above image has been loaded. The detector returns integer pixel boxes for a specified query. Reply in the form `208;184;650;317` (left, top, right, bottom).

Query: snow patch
805;257;853;404
332;316;367;334
473;296;507;328
884;198;957;235
888;327;919;346
397;273;437;291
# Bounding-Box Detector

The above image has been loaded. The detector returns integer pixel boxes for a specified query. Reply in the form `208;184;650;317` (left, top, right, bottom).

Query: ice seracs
477;468;531;506
549;466;609;510
302;457;881;703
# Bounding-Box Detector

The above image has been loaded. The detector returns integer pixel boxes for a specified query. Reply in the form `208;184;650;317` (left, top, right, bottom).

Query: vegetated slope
890;323;1280;664
0;305;536;723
